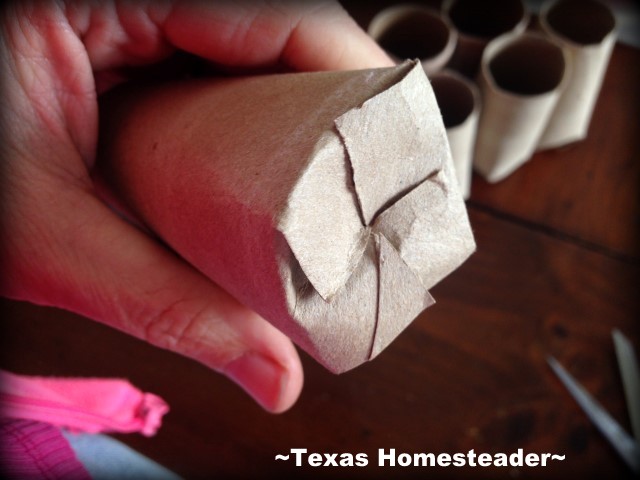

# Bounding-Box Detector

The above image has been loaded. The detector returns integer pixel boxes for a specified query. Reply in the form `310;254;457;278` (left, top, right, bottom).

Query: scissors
548;329;640;473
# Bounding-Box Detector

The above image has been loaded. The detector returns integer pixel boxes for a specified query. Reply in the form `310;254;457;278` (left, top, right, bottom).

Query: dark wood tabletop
1;4;639;479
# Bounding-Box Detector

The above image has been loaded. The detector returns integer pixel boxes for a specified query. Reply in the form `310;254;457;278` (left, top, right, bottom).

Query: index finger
161;0;393;71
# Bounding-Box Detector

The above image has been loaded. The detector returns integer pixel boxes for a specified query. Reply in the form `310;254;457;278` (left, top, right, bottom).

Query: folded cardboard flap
97;60;475;373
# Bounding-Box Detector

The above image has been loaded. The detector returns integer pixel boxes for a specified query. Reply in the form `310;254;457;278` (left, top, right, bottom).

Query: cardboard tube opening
447;0;526;38
545;0;615;45
371;8;451;61
489;37;565;95
431;75;475;128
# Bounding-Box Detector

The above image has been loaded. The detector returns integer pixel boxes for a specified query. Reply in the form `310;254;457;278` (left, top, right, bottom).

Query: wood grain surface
1;3;638;479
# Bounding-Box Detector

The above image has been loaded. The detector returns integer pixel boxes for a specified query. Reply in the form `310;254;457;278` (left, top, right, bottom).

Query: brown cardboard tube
473;32;568;183
537;0;616;149
442;0;529;78
431;70;480;199
368;4;456;75
96;61;476;374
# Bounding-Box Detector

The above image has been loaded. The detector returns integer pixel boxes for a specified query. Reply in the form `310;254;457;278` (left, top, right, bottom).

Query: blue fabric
63;431;182;480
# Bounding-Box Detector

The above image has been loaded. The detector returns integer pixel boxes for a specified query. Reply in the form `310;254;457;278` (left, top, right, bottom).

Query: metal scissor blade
547;356;640;473
612;329;640;442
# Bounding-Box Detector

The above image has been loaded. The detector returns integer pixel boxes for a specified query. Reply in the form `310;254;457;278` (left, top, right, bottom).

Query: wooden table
1;6;638;479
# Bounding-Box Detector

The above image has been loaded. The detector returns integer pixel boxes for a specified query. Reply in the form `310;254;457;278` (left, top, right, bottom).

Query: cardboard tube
474;32;568;183
537;0;616;149
430;70;480;199
442;0;529;78
368;4;456;75
96;61;475;374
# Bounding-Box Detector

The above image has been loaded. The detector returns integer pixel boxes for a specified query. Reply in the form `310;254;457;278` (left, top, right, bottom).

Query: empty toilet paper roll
96;61;476;374
368;4;456;75
474;32;568;183
442;0;529;78
430;70;480;199
537;0;616;149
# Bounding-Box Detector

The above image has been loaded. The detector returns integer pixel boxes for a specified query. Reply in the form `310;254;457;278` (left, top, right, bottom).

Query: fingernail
223;352;288;413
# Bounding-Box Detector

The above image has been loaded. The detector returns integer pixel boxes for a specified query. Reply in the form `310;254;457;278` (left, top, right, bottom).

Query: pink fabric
0;370;169;437
0;419;90;480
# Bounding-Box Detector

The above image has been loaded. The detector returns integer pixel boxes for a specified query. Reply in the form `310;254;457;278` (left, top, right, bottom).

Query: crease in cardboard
370;233;435;360
339;138;367;228
366;233;383;360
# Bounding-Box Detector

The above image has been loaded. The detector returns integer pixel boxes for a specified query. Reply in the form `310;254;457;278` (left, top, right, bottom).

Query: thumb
2;178;303;413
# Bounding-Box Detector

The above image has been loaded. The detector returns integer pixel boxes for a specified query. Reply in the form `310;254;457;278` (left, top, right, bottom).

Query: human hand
0;0;392;413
